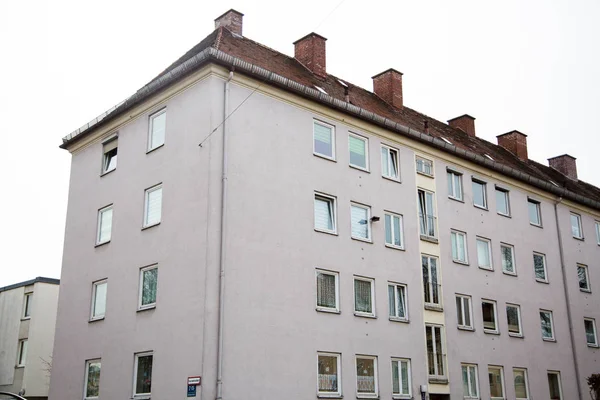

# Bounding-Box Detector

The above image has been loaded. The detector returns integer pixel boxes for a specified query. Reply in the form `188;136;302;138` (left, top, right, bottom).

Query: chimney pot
215;9;244;36
448;114;476;137
497;130;528;161
548;154;578;180
372;68;403;109
293;33;327;78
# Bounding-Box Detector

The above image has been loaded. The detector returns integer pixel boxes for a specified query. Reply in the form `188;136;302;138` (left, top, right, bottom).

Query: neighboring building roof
60;26;600;210
0;277;60;293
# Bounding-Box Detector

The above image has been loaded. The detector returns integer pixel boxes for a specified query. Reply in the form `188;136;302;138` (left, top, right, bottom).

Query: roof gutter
61;47;600;212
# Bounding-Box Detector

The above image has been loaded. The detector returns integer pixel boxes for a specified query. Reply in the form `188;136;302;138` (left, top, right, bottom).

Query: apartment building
49;9;599;400
0;277;60;399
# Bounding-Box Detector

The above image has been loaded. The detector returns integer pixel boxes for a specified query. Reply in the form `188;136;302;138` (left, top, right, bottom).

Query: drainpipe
553;198;583;399
216;70;234;400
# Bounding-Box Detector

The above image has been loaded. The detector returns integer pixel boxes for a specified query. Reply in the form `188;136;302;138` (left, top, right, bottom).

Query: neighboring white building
0;277;59;399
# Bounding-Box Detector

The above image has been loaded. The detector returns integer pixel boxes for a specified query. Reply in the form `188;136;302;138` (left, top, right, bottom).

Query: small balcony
427;352;447;384
419;214;437;242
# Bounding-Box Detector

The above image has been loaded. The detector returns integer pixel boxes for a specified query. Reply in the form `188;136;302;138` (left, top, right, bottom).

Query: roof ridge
215;26;224;50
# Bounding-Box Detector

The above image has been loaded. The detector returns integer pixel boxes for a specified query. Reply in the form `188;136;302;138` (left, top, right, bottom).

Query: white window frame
495;187;510;216
96;205;113;245
314;192;337;235
534;252;548;283
488;365;506;400
355;355;378;398
584;318;598;347
418;189;437;239
450;230;468;264
461;364;479;399
571;212;583;239
578;264;591;292
595;221;600;245
472;178;488;209
391;358;411;399
476;237;493;270
422;255;441;307
482;300;498;334
447;169;463;201
313;120;336;161
540;310;555;341
506;303;523;337
425;325;445;378
456;294;473;330
354;276;376;317
143;184;163;228
90;279;108;321
138;265;158;311
350;202;372;242
16;339;27;367
381;144;400;181
316;269;340;313
547;371;563;400
22;292;32;319
348;132;369;171
84;359;101;400
147;108;166;152
416;156;434;177
513;368;529;400
101;136;118;175
500;243;517;276
528;198;542;226
317;352;342;397
133;351;153;398
388;282;408;322
384;212;404;250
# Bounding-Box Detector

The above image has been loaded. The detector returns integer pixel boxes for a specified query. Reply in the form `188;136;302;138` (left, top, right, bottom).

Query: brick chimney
294;33;327;79
448;115;476;137
548;154;578;180
215;9;244;36
372;69;403;109
497;130;528;161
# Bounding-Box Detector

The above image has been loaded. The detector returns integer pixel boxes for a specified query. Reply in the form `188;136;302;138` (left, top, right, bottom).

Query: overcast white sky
0;0;598;287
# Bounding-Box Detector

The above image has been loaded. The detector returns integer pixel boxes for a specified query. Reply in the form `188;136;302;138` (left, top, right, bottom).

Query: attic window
315;86;328;95
337;79;348;88
484;154;494;161
440;137;453;145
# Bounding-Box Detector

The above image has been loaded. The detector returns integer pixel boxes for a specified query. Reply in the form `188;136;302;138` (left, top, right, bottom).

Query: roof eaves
0;276;60;293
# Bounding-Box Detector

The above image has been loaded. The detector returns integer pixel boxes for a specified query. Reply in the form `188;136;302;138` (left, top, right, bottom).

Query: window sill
354;313;376;319
478;266;493;271
509;333;524;339
428;377;448;384
448;196;464;203
473;204;488;211
498;212;511;218
420;235;438;244
483;329;500;335
573;236;585;242
543;337;556;342
147;143;164;154
384;244;405;251
137;305;156;313
95;240;111;248
453;259;469;266
142;222;161;231
15;365;25;369
349;164;370;173
458;325;475;332
391;396;412;400
356;395;378;399
416;171;434;178
317;394;343;399
351;236;373;244
536;278;549;284
530;222;543;228
100;168;116;177
502;271;517;277
317;308;341;314
20;317;31;321
424;304;443;312
315;228;338;236
580;288;592;293
313;153;337;163
389;317;409;324
382;176;401;184
587;344;599;348
89;316;105;323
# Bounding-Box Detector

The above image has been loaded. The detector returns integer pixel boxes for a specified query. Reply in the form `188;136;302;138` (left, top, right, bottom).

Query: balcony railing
318;374;338;392
423;283;442;307
419;214;437;239
357;376;376;393
427;352;447;380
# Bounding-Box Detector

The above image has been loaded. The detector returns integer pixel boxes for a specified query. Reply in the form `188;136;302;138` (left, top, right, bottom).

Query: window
416;156;433;176
585;318;598;347
388;283;408;321
354;277;375;317
314;120;335;159
349;133;368;170
447;170;463;201
384;212;404;249
513;368;529;400
22;293;32;319
422;255;441;307
488;366;505;400
143;185;163;228
571;213;583;239
381;145;399;180
500;243;516;275
391;358;411;398
495;188;510;216
528;199;541;226
451;230;468;263
16;339;27;367
596;221;600;244
148;109;166;151
418;189;436;239
84;359;101;399
482;300;498;333
476;237;493;270
506;304;523;337
534;253;548;283
547;371;563;400
462;364;479;399
102;137;118;174
351;203;371;241
355;356;378;397
472;179;487;209
91;280;107;320
456;294;472;330
96;205;113;245
139;266;158;310
133;352;153;398
317;353;341;397
540;310;555;340
314;193;336;234
578;264;591;292
316;270;339;313
425;325;445;378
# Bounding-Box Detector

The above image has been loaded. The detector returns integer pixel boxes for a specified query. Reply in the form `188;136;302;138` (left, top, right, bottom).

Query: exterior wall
0;286;23;390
